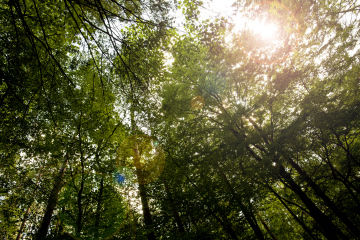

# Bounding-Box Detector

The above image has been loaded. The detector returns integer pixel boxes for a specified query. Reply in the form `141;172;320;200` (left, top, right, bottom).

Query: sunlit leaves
116;135;165;184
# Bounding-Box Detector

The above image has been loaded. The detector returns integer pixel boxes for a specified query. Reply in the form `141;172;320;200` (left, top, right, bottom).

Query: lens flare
116;135;165;185
236;1;299;64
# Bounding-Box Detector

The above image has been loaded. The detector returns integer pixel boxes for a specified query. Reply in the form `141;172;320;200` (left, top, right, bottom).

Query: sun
248;20;278;41
229;1;298;64
231;13;280;44
260;23;278;40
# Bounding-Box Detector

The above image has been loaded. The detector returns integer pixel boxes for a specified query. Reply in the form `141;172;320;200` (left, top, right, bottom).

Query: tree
0;0;173;239
2;0;360;239
158;0;360;239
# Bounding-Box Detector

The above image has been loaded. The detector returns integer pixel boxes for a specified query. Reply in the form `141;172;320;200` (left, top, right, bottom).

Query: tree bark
287;157;360;238
130;144;156;238
237;127;348;239
268;185;317;240
76;177;84;235
17;174;42;240
138;180;156;240
163;180;185;233
210;211;239;240
278;166;346;240
216;165;265;240
36;157;68;240
254;210;277;240
16;205;31;240
95;178;104;228
130;95;157;240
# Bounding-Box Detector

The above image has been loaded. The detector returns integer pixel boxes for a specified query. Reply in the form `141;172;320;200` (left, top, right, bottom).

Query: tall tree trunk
163;180;185;233
76;177;84;235
278;166;346;240
287;157;360;238
16;204;31;240
210;210;239;240
95;178;104;228
76;113;84;236
16;174;42;240
36;157;68;240
131;100;156;240
134;144;156;240
129;202;137;239
138;181;156;240
254;210;277;240
268;185;317;240
216;164;265;240
240;131;347;239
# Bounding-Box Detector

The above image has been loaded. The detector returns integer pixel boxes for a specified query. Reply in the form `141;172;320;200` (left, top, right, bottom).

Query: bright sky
217;0;280;36
176;0;280;42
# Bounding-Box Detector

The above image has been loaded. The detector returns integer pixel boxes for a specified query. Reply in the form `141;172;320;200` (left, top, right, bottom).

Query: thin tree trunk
76;177;84;235
322;135;360;195
133;142;156;240
278;166;346;240
16;205;31;240
73;115;85;236
323;148;360;205
131;100;156;240
171;155;239;239
210;211;239;240
129;203;137;239
138;180;156;240
95;178;104;228
241;136;347;240
216;165;265;240
16;174;42;240
268;185;317;240
36;157;68;240
254;210;277;240
163;180;185;233
287;157;360;237
332;130;360;168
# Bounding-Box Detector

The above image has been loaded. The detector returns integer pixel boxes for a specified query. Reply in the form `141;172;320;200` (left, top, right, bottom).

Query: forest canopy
1;0;360;239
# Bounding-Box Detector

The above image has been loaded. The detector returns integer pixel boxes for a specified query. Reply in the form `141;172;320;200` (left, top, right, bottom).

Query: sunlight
259;22;278;40
246;19;278;41
229;1;299;64
116;135;165;184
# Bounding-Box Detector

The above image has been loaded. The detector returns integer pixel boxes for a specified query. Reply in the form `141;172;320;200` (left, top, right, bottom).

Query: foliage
1;0;360;239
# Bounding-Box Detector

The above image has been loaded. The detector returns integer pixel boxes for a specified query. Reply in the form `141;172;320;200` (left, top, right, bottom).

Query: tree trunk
268;185;317;240
210;211;239;240
254;210;277;240
95;178;104;228
163;180;185;233
76;177;84;235
238;128;348;239
17;173;42;240
130;104;156;240
138;180;156;240
36;158;68;240
278;165;346;240
287;157;360;238
16;205;31;240
216;165;265;240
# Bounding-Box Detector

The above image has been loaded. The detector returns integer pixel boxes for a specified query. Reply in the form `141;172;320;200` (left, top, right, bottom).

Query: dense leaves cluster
1;0;360;239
